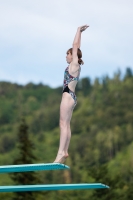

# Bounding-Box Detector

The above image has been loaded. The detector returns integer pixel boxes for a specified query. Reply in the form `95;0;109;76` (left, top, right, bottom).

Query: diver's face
66;51;72;64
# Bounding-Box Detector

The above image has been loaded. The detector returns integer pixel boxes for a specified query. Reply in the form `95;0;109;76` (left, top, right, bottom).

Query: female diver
54;25;89;163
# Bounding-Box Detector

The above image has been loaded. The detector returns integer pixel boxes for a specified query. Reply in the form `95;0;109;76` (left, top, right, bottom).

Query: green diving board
0;163;69;173
0;183;109;192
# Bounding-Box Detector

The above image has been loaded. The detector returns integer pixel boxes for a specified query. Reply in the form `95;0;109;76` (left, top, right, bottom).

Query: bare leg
64;123;71;156
54;93;74;163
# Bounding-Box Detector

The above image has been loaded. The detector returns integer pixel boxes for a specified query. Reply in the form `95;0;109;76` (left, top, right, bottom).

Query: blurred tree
0;69;133;200
81;77;92;96
0;102;14;125
0;134;15;153
94;78;100;88
89;164;125;200
124;169;133;199
124;67;133;79
125;182;133;199
77;77;91;94
102;76;108;90
10;119;40;200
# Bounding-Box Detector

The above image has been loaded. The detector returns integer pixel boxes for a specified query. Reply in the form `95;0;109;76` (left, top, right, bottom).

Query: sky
0;0;133;87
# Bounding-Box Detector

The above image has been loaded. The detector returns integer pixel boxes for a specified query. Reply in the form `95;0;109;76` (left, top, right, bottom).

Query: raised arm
73;27;81;49
72;25;89;66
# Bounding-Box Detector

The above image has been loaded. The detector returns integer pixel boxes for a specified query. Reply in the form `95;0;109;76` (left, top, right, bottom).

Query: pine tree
124;67;133;79
81;77;92;96
10;119;40;200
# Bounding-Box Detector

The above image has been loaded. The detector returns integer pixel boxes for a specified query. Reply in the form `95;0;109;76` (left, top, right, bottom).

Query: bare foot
53;153;69;164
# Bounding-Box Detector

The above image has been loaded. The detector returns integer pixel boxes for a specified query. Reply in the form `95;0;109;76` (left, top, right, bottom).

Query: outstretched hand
79;25;89;32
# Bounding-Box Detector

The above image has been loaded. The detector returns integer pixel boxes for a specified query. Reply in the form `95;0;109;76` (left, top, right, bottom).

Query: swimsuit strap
63;66;81;90
66;66;80;80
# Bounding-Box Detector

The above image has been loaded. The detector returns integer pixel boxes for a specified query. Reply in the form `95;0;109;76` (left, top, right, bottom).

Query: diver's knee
59;119;68;129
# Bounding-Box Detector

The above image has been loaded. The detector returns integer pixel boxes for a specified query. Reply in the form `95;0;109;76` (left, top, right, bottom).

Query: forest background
0;67;133;200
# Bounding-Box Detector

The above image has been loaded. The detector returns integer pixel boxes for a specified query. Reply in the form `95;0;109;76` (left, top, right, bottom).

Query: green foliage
0;67;133;199
89;164;124;200
0;133;16;153
124;67;133;79
10;119;40;200
77;77;92;96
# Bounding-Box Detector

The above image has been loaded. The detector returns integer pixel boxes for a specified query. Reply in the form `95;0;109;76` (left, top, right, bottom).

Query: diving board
0;183;109;192
0;163;69;173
